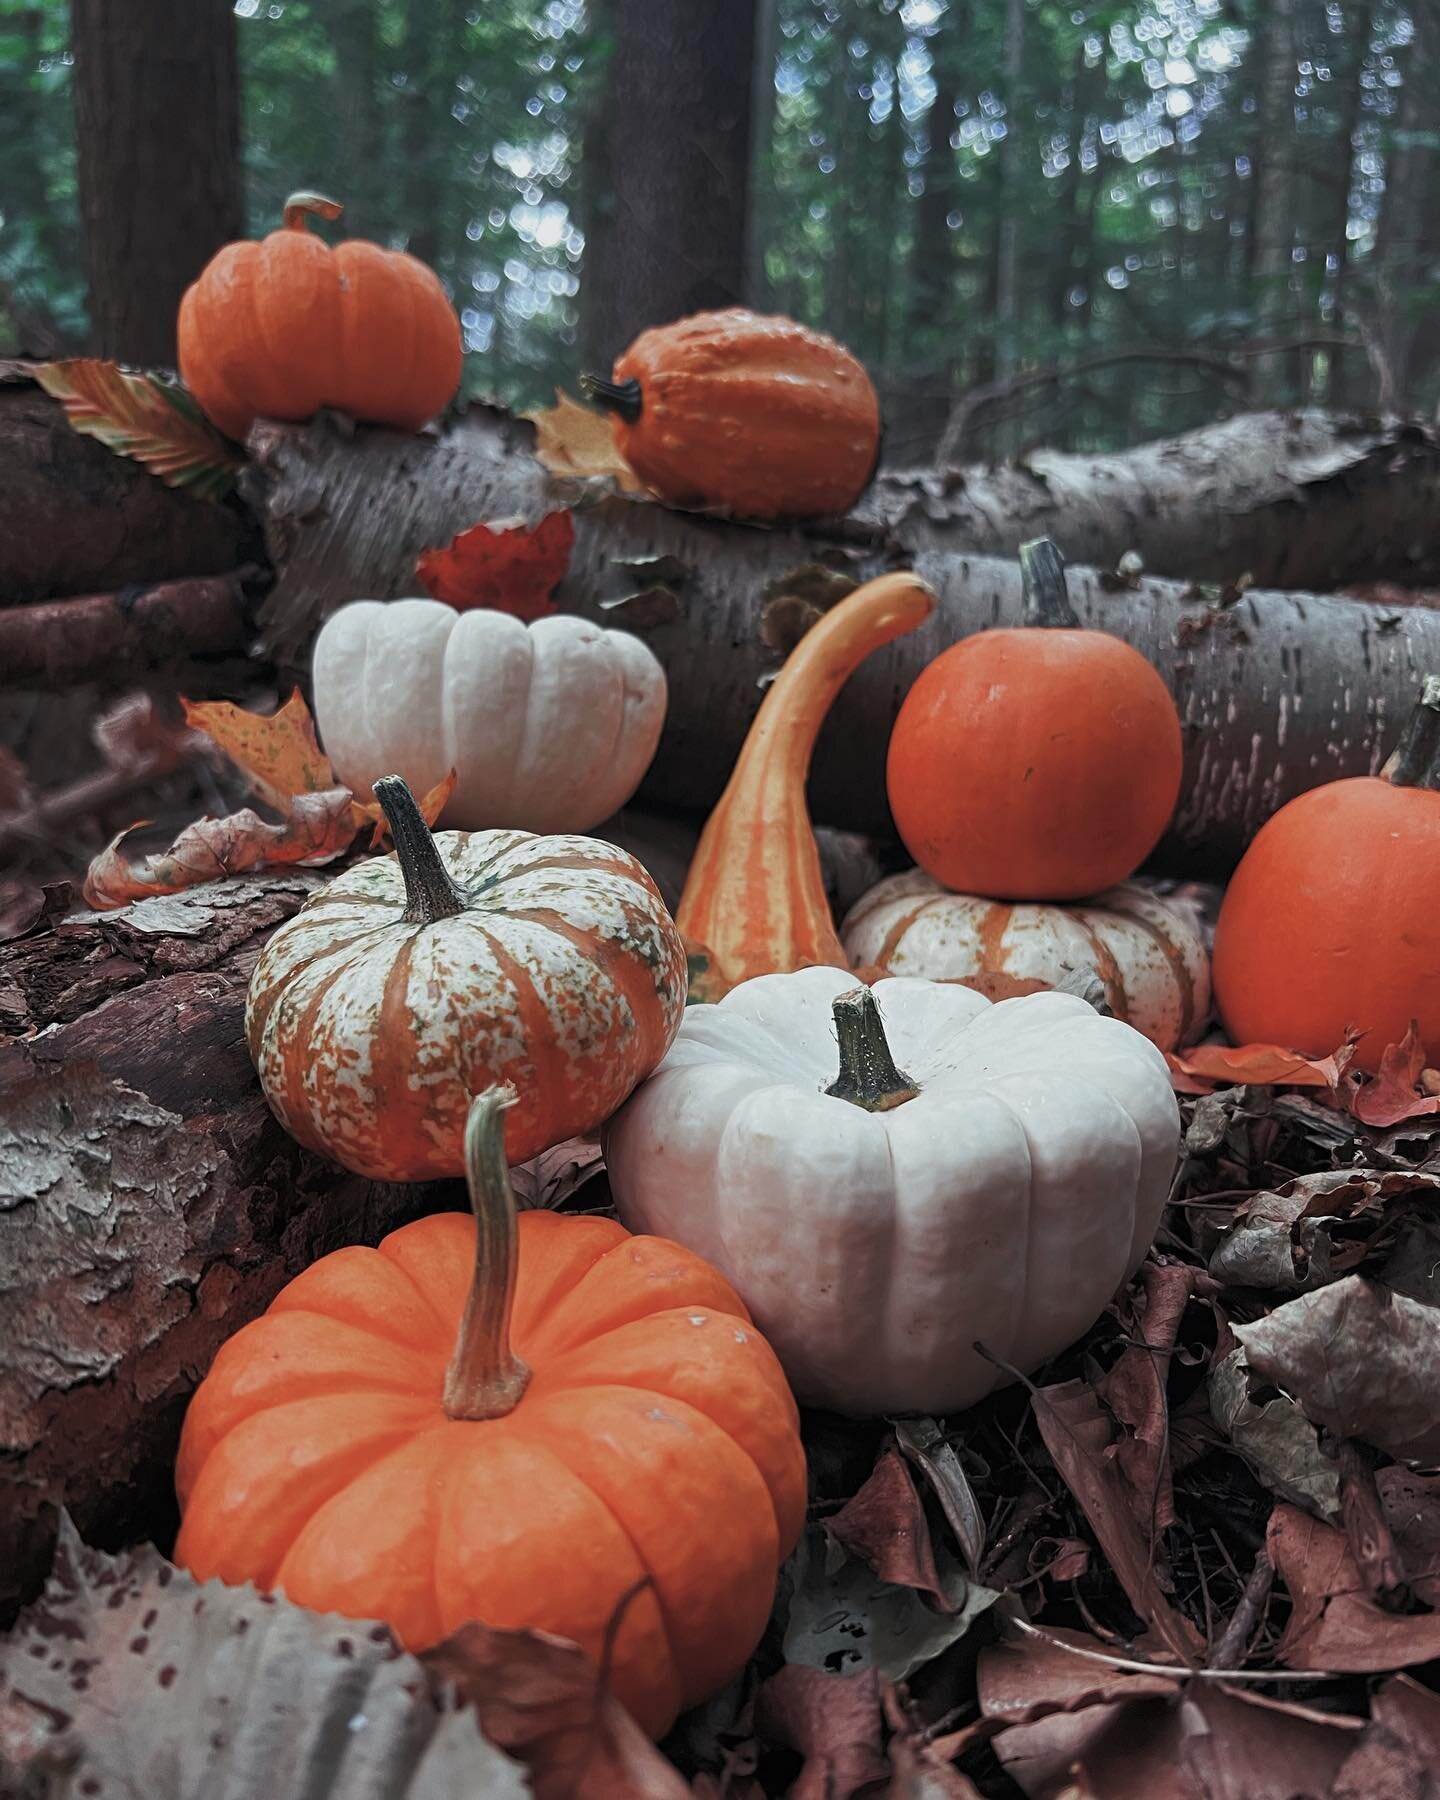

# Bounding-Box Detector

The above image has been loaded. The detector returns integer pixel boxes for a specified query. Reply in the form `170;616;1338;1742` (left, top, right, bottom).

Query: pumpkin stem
282;191;345;232
825;986;919;1113
1019;537;1081;629
1383;675;1440;792
373;775;468;925
580;372;643;423
444;1089;532;1421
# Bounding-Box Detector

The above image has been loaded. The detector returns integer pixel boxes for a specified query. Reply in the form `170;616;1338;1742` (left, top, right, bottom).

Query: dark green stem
825;987;919;1113
1019;536;1080;628
1383;674;1440;792
580;372;643;422
443;1090;531;1420
373;774;467;925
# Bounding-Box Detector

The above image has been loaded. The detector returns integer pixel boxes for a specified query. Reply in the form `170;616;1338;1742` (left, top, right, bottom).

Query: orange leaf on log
520;389;651;493
83;789;356;909
416;509;575;619
182;688;336;811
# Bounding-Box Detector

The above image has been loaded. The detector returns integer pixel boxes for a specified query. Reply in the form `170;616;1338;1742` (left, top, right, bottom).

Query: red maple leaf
416;510;575;620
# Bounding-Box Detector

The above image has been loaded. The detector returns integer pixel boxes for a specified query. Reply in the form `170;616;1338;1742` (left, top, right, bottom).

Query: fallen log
247;410;1440;873
0;372;255;604
0;570;255;687
0;876;462;1623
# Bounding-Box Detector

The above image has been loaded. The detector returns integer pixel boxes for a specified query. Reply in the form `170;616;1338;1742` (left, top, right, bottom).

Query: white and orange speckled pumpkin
841;870;1210;1053
245;775;687;1180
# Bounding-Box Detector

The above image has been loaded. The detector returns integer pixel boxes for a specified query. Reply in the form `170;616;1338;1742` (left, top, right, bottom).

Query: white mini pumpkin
841;870;1210;1052
312;598;666;833
603;965;1180;1417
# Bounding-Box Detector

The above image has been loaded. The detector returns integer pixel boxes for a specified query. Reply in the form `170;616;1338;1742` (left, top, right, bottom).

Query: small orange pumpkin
178;192;462;443
175;1090;806;1739
677;571;935;995
581;308;881;519
886;538;1183;901
1213;675;1440;1072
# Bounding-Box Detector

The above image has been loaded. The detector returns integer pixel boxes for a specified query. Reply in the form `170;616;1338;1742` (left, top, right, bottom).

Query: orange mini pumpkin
178;192;462;443
581;308;880;520
1213;676;1440;1072
175;1091;806;1739
886;538;1183;901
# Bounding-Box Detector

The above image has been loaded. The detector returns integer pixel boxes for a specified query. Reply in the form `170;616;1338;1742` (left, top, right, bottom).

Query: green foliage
6;0;1437;451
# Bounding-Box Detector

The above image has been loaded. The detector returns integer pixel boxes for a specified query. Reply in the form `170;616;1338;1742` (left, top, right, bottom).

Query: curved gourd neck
443;1091;531;1420
373;775;468;924
1383;674;1440;793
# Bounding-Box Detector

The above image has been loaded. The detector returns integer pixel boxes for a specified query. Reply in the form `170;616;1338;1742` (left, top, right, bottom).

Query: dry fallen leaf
1207;1169;1440;1295
1208;1347;1341;1523
1096;1260;1195;1535
508;1134;606;1211
0;1518;527;1799
1166;1037;1356;1092
83;788;356;909
416;509;576;618
1330;1674;1440;1798
426;1612;687;1800
32;357;242;497
353;768;458;845
825;1446;948;1607
1268;1501;1440;1672
1233;1275;1440;1462
182;687;337;811
92;692;202;773
753;1664;888;1800
1030;1380;1203;1665
522;388;651;492
1340;1023;1440;1127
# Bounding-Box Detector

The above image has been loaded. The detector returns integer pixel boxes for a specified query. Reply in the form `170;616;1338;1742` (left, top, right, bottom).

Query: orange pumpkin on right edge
1213;676;1440;1072
886;539;1184;901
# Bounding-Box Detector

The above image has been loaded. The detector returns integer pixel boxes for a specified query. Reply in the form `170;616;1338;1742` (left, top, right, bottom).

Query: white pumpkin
312;598;666;833
841;870;1210;1052
603;965;1180;1418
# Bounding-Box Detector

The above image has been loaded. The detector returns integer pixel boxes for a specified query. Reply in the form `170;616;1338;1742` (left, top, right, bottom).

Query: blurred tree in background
1;0;1437;458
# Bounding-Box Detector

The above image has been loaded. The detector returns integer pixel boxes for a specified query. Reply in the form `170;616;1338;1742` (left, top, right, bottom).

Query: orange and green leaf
34;359;241;499
181;689;336;813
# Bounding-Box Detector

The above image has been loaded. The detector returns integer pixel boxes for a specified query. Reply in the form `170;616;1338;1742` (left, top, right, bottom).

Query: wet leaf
83;789;357;909
416;509;576;619
521;389;650;492
33;358;242;497
753;1665;887;1800
780;1524;1005;1683
1233;1275;1440;1462
0;1519;527;1799
1206;1169;1440;1295
1208;1348;1341;1523
427;1614;686;1799
826;1447;948;1606
182;687;337;812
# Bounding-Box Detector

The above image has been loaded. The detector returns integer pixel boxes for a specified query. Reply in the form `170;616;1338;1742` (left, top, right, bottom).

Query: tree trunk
1248;0;1301;398
71;0;242;368
1373;0;1440;408
746;0;781;307
329;0;382;243
992;0;1026;386
0;374;255;605
242;407;1440;875
579;0;757;368
0;876;462;1623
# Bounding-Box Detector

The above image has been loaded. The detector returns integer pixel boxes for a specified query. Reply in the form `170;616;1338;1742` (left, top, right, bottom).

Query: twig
1006;1613;1343;1686
1206;1548;1275;1669
0;750;200;858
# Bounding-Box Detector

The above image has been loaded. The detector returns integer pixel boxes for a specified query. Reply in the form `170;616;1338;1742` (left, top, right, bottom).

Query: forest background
2;0;1438;467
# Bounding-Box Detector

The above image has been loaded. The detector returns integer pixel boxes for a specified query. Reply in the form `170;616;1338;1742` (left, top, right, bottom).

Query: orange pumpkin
175;1091;805;1739
886;538;1183;901
178;192;462;443
1213;676;1440;1072
581;308;881;519
677;571;935;995
245;775;687;1179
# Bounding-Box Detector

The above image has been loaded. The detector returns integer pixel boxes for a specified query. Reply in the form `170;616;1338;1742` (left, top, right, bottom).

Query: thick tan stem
443;1091;531;1422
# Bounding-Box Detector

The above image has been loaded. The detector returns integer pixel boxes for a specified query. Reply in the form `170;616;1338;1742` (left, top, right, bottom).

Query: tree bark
579;0;756;368
0;574;253;690
1373;1;1440;406
71;0;243;367
992;0;1026;390
244;407;1440;874
0;373;256;604
0;877;463;1623
328;0;382;243
1248;0;1301;399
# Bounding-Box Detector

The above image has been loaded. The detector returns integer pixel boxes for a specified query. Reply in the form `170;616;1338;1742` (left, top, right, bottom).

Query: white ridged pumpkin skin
603;967;1180;1418
312;599;667;833
841;871;1210;1053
